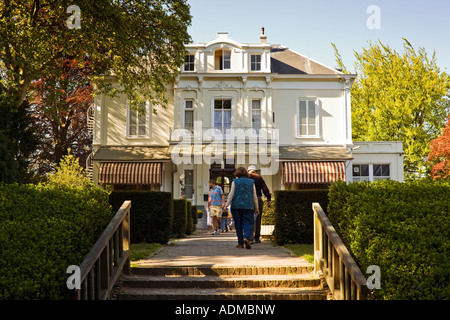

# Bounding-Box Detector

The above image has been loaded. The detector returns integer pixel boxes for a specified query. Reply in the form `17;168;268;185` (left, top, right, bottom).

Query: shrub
47;152;92;188
172;199;187;237
261;198;275;225
0;183;112;300
328;179;450;300
192;205;198;225
191;204;198;231
186;201;193;235
109;191;173;244
273;190;329;245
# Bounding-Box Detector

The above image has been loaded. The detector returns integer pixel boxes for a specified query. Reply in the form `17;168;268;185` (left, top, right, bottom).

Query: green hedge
0;183;112;300
185;201;193;235
328;180;450;300
192;204;198;226
172;199;187;237
109;191;173;244
273;190;329;245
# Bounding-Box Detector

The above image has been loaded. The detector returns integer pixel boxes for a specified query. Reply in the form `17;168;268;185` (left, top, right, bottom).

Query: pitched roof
271;46;341;75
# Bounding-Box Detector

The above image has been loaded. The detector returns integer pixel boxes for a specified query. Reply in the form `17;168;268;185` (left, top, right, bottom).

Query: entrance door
209;166;235;197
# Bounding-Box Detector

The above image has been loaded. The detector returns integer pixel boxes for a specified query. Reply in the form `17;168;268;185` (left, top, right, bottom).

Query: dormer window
251;54;261;71
184;54;195;71
215;49;231;70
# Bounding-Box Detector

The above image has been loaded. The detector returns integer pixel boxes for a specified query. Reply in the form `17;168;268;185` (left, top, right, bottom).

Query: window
127;102;149;138
251;99;261;130
214;99;232;131
184;170;194;199
353;164;370;182
373;164;390;180
184;54;195;71
353;164;390;182
297;99;318;137
215;50;231;70
184;100;194;129
251;54;261;71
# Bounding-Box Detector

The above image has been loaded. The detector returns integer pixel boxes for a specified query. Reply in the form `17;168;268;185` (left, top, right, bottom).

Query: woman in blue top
225;167;259;249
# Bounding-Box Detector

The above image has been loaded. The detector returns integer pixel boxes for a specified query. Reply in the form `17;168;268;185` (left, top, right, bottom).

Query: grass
283;243;314;264
130;243;163;262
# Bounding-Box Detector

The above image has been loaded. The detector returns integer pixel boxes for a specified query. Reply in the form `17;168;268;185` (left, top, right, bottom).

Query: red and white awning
98;162;162;185
283;161;346;184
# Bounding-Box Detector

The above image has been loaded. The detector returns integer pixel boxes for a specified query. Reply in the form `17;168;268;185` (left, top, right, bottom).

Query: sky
186;0;450;73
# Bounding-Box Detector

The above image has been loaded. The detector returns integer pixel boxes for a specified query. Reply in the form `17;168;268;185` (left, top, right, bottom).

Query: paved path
133;229;311;268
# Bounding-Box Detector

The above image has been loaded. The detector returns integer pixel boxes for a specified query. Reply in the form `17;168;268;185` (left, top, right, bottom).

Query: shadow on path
133;229;311;268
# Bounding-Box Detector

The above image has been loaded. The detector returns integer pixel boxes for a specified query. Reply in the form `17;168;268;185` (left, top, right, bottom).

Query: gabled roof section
271;45;342;75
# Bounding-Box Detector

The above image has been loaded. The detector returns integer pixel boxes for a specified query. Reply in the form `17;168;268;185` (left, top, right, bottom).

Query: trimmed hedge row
328;180;450;300
110;192;196;241
273;190;329;245
0;183;112;300
109;191;173;244
172;199;187;237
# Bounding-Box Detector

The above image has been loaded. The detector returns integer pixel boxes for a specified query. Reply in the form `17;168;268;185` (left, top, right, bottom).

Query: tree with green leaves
0;100;40;183
0;0;192;112
333;40;450;178
0;0;191;182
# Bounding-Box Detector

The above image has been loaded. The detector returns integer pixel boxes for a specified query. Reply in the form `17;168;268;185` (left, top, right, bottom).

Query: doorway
209;163;235;196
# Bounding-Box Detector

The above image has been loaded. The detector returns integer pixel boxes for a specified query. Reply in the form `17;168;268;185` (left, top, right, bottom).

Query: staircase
114;265;329;300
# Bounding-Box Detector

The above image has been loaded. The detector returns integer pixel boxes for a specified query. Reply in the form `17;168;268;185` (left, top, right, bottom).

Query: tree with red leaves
428;115;450;180
29;57;93;174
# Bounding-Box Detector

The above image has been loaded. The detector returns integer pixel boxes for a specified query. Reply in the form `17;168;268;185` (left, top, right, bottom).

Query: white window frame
183;99;194;130
251;99;262;130
211;98;233;132
352;163;391;182
183;169;194;200
184;54;195;72
215;49;231;70
250;54;262;71
296;98;319;138
126;101;151;139
373;164;391;181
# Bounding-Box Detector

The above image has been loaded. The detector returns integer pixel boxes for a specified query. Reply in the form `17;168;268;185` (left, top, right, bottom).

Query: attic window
184;54;195;71
215;49;231;70
251;54;261;71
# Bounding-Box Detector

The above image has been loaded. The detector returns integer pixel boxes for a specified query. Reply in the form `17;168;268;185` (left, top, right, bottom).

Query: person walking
247;165;271;244
221;207;230;232
225;167;259;249
207;179;225;235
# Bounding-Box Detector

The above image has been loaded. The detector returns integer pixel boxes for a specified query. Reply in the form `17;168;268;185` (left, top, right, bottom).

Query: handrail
313;202;369;300
76;200;131;300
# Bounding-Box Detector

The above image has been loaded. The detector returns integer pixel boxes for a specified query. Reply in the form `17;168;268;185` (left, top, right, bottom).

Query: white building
89;31;404;206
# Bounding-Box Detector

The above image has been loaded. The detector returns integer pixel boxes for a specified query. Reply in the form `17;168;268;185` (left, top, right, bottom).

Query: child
221;207;229;232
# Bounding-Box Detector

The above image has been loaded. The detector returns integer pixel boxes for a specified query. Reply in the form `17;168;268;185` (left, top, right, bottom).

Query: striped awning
98;162;162;185
283;161;346;184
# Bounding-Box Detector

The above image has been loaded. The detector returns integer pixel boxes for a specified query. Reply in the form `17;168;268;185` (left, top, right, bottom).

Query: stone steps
114;266;329;300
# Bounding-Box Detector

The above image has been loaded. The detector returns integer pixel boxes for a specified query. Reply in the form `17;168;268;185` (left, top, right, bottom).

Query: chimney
260;27;267;44
217;32;229;39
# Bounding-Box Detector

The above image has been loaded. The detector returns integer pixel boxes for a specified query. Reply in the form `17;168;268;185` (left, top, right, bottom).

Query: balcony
169;126;279;144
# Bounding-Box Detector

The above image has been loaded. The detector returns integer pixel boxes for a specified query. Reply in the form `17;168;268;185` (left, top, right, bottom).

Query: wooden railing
76;200;131;300
313;202;369;300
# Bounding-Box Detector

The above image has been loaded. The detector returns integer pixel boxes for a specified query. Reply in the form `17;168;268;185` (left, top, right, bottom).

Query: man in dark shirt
247;165;271;243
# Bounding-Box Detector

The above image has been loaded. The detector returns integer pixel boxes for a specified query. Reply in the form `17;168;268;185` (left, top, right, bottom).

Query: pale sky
187;0;450;73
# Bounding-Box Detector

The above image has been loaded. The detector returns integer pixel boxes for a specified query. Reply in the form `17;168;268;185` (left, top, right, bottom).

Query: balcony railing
169;126;278;143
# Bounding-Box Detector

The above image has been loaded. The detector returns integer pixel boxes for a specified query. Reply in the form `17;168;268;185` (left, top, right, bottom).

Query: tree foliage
47;151;92;188
428;115;450;180
29;57;93;174
0;100;40;183
333;40;450;178
0;0;192;111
